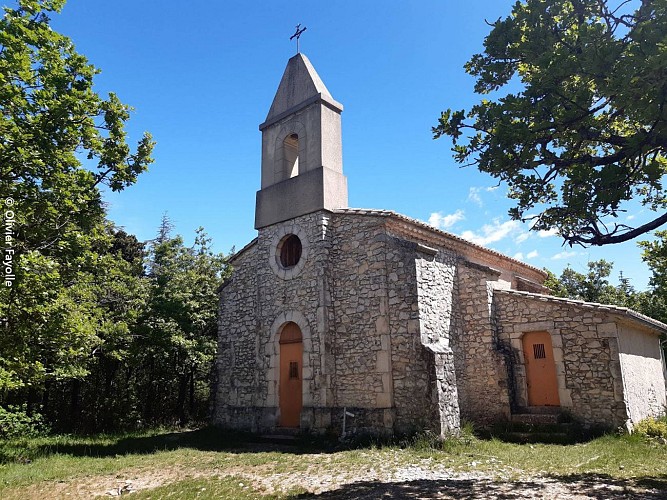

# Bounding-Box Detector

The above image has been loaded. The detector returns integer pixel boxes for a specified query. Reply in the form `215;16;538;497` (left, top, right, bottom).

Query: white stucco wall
617;324;667;425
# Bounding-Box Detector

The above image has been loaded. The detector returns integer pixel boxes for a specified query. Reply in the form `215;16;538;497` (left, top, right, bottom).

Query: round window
279;234;302;268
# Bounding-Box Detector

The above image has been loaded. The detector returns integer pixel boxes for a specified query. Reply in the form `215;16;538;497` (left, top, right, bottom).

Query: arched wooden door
279;322;303;427
523;331;560;406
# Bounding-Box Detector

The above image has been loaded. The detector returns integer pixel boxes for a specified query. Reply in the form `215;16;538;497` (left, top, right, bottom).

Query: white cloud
538;228;559;238
551;250;577;260
459;219;521;246
428;210;465;230
468;187;483;206
514;250;538;261
523;215;558;238
513;225;556;243
515;231;530;243
626;214;636;221
467;186;499;207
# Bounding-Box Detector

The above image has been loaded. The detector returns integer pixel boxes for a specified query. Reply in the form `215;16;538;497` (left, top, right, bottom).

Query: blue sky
44;0;656;290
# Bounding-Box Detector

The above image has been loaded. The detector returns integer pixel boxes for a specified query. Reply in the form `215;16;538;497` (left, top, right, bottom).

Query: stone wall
218;209;639;435
382;234;437;434
414;247;460;435
452;261;511;425
217;210;476;435
328;214;395;432
216;207;667;436
493;290;633;428
213;243;259;429
617;324;667;426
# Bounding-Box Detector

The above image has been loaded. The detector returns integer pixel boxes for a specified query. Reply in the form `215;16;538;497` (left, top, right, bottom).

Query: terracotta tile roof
495;288;667;333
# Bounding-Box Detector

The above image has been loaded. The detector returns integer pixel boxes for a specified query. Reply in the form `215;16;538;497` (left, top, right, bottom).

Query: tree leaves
0;2;234;431
434;0;667;246
544;259;647;310
0;0;153;399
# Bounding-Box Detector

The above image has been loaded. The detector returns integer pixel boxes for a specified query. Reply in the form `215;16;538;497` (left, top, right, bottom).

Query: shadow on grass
289;473;667;499
480;421;610;445
17;427;337;461
2;425;627;463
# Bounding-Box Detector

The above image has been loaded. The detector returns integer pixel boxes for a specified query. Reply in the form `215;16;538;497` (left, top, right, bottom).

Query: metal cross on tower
290;24;307;54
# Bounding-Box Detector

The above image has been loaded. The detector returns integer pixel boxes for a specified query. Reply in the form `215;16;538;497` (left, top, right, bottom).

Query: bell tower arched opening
283;133;299;180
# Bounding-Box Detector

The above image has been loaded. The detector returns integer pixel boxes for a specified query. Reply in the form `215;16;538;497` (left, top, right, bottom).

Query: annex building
213;53;667;436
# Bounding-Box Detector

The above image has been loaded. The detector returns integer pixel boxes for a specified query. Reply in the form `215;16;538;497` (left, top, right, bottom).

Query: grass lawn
0;427;665;498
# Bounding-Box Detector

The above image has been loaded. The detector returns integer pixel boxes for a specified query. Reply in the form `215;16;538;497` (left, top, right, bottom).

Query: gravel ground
6;450;666;499
98;457;666;499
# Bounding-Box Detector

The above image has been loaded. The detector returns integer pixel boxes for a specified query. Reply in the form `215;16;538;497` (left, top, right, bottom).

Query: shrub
0;405;48;438
634;416;667;439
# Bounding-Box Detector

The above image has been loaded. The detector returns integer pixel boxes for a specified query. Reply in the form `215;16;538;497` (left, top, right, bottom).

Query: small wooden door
523;331;560;406
279;322;303;427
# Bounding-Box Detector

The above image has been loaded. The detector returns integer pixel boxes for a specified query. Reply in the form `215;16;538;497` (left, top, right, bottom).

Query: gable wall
215;211;332;431
329;214;392;412
327;214;433;433
256;212;334;428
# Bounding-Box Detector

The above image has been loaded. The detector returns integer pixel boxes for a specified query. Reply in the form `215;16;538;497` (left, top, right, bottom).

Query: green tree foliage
0;2;231;433
545;259;646;309
135;220;229;425
40;222;229;432
639;231;667;324
44;228;150;431
0;223;151;430
0;0;153;422
433;0;667;246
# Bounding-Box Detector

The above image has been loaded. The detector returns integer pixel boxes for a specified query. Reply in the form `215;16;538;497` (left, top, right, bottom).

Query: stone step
255;429;300;444
511;413;559;425
515;406;562;415
273;426;301;436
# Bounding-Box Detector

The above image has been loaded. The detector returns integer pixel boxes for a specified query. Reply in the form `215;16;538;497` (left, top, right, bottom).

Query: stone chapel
213;53;667;436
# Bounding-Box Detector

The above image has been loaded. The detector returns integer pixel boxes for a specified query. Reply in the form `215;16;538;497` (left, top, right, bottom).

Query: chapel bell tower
255;53;348;229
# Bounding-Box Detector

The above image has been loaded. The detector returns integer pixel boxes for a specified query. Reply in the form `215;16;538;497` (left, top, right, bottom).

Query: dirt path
8;455;665;499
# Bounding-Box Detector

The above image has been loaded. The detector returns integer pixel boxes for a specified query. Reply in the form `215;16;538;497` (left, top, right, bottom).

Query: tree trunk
189;368;195;419
143;358;155;425
70;379;80;431
177;373;187;424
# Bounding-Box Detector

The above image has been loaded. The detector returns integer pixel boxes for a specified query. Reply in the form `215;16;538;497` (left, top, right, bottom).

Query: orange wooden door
522;331;560;407
279;322;303;427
